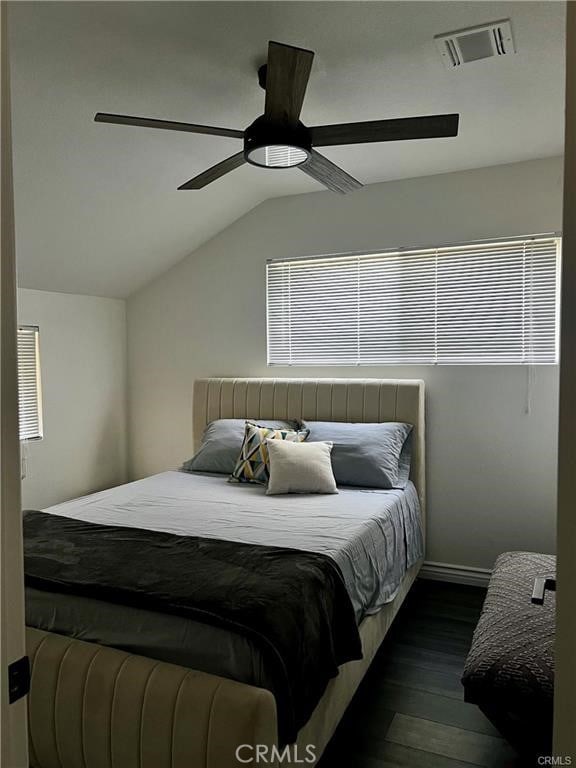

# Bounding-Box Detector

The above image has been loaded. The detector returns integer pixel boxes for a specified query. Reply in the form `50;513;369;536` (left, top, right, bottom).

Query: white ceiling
9;1;565;299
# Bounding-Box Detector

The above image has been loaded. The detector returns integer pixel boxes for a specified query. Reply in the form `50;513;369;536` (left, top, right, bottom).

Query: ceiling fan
95;41;459;194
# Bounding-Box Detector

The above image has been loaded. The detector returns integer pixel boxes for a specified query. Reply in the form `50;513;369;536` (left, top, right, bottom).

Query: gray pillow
302;421;413;489
182;418;302;475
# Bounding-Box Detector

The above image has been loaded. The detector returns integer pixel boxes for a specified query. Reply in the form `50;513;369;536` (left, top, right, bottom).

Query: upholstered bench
462;551;556;760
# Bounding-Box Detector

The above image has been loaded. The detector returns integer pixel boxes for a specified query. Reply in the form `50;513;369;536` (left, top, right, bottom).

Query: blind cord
525;242;535;415
525;365;536;415
20;438;29;480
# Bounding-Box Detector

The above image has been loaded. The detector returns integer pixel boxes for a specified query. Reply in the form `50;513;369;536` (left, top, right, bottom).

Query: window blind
267;236;560;366
17;325;43;440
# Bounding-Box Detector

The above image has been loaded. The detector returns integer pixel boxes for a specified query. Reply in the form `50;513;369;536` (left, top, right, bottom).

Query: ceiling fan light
246;144;309;168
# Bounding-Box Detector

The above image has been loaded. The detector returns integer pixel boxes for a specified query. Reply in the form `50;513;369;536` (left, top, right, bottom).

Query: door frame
0;1;29;765
554;0;576;759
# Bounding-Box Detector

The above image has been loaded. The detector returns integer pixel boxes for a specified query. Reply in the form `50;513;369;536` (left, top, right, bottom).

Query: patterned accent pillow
229;421;310;485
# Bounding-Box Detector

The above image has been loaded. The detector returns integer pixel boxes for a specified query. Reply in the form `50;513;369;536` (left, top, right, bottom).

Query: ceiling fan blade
94;113;244;140
300;150;362;194
177;151;246;190
264;41;314;124
310;114;460;147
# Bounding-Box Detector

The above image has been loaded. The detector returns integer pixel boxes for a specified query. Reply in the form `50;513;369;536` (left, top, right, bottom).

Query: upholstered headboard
193;377;426;516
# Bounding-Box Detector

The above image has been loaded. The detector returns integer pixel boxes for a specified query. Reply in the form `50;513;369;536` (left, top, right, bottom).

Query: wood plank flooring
318;580;520;768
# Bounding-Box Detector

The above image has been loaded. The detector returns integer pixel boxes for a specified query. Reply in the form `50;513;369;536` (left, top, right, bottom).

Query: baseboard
419;560;492;588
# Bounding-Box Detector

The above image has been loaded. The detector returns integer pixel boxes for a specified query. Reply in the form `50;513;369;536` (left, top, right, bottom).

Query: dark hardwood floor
318;579;520;768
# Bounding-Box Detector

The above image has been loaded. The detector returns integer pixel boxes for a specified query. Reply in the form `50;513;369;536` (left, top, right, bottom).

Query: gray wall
127;156;563;570
19;289;127;509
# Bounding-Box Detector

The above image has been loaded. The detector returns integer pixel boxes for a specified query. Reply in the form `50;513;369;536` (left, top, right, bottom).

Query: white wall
18;289;127;509
127;156;563;571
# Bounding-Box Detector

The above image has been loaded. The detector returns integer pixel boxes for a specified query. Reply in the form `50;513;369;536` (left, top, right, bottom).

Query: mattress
26;470;422;692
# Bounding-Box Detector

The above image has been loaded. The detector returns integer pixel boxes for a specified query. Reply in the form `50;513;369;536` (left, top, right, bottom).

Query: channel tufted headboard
193;378;426;518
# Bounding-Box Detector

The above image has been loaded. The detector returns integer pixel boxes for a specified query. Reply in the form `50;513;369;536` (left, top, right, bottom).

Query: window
17;325;43;440
267;235;560;366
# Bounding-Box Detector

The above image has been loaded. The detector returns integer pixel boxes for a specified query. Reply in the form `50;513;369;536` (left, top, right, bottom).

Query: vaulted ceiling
9;1;565;298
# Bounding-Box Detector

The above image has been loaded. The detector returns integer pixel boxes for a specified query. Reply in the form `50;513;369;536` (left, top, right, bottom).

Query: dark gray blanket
23;510;362;743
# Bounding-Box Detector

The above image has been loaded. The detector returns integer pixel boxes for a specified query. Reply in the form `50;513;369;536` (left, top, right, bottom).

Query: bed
24;377;426;768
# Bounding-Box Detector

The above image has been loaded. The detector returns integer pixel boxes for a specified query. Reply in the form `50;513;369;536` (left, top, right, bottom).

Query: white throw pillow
266;439;338;495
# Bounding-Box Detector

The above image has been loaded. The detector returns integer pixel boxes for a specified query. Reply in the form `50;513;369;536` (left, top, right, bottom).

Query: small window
17;325;43;440
266;236;560;366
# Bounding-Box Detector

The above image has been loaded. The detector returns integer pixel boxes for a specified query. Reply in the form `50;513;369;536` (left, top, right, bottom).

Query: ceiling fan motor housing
244;116;312;168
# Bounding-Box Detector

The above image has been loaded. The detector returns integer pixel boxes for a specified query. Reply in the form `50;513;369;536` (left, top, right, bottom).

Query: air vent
435;20;515;68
